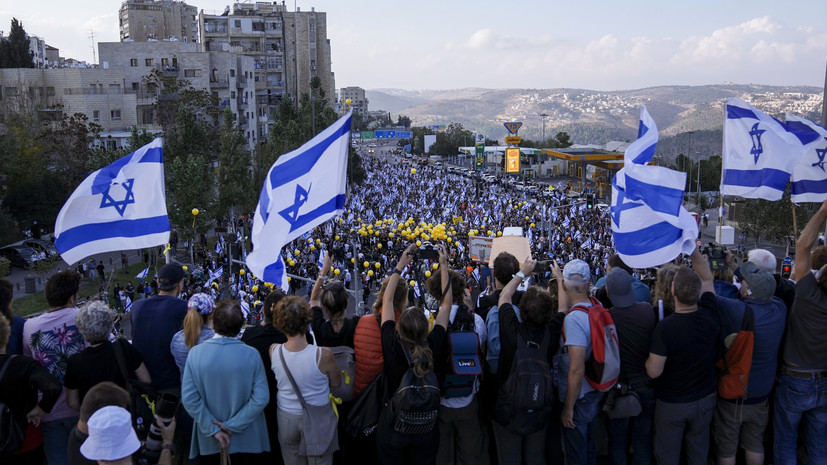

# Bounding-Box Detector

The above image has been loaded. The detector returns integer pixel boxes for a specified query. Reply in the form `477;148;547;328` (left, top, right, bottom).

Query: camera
701;244;728;271
138;392;178;464
534;260;551;273
418;242;439;261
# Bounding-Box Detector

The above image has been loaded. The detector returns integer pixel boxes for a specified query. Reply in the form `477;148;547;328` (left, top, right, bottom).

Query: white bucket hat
80;406;141;461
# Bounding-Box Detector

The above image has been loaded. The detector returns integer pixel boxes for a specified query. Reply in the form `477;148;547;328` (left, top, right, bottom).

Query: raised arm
499;257;536;308
434;245;453;330
796;199;827;281
551;259;569;313
383;243;416;326
690;247;715;295
309;252;332;308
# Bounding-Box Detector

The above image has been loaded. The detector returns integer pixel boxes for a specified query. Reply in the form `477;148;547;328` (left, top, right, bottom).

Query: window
231;91;236;99
234;20;241;28
161;57;169;67
93;110;100;122
132;82;140;91
46;87;55;96
109;84;121;94
130;58;138;67
230;69;235;77
184;69;201;77
6;87;17;97
111;109;122;121
145;58;153;66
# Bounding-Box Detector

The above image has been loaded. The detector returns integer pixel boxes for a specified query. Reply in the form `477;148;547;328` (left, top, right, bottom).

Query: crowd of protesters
1;153;827;465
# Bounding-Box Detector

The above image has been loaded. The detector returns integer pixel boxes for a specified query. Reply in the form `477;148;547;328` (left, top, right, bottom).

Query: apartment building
339;86;368;116
199;2;335;141
119;0;199;43
0;68;138;146
99;40;260;147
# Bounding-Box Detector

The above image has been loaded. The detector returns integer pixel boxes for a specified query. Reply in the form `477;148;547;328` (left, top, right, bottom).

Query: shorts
713;398;769;457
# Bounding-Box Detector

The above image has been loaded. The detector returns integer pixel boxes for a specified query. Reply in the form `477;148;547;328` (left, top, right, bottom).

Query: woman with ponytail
376;243;451;465
170;293;216;379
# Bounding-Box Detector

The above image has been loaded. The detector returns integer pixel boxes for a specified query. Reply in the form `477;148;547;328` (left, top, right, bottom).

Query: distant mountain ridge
366;84;824;160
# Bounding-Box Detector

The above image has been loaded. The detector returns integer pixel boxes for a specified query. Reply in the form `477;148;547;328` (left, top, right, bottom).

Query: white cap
80;406;141;461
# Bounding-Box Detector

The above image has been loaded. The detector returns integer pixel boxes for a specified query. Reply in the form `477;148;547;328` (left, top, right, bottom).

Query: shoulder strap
112;340;131;382
0;355;17;382
277;345;308;409
741;303;755;331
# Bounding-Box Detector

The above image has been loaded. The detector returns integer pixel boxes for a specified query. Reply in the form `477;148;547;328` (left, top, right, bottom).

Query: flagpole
792;201;798;238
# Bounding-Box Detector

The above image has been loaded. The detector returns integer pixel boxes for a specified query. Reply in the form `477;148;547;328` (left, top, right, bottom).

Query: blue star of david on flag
279;184;311;226
99;178;136;216
812;138;827;172
749;123;766;164
610;189;642;228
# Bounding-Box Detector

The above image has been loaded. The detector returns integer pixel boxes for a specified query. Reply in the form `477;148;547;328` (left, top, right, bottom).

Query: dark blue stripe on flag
792;178;827;195
262;255;285;286
614;221;684;256
258;183;271;224
784;120;822;146
55;215;170;252
722;168;789;191
631;143;657;165
269;115;352;190
138;146;163;163
726;105;757;120
91;146;163;194
625;175;683;217
288;194;346;233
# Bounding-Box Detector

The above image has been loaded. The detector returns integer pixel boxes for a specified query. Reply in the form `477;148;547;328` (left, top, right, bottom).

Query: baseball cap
80;406;141;461
738;261;775;301
606;268;635;307
188;293;216;315
563;259;591;283
158;263;185;289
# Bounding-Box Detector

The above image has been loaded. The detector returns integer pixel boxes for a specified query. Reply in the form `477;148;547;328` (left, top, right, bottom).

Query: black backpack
441;305;482;399
494;327;554;434
0;356;25;456
387;344;441;435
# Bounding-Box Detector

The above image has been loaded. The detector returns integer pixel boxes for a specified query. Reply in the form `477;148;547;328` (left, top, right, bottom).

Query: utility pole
540;113;549;145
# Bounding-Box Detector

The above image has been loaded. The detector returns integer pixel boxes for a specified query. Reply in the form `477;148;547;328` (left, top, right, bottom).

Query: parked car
23;239;59;258
0;246;37;269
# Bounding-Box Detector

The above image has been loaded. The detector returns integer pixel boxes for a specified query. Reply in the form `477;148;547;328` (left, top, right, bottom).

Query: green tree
396;115;411;128
739;190;808;246
217;108;255;215
142;69;217;134
166;152;215;236
0;18;34;68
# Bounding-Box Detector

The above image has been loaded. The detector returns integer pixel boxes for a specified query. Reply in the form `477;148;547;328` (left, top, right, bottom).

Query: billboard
469;236;493;263
424;134;437;153
505;147;520;173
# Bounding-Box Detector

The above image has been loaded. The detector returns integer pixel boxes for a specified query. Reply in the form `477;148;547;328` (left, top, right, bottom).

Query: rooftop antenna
89;29;96;63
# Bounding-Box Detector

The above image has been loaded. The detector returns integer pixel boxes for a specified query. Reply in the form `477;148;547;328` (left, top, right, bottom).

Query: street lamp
540;113;549;145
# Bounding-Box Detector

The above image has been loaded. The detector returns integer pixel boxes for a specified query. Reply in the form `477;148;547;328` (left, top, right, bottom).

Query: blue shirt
131;295;187;391
595;275;651;303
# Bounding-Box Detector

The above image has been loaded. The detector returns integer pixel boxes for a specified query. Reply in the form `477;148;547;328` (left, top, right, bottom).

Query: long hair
397;307;432;378
183;308;209;349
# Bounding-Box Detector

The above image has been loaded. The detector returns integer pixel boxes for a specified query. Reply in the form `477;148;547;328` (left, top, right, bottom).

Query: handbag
0;355;25;456
278;345;339;457
345;371;388;438
602;383;642;420
112;339;158;428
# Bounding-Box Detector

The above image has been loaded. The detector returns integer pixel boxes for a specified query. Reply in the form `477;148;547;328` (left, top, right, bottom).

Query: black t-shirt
67;426;95;465
782;272;827;370
476;289;523;321
497;302;561;389
130;295;187;391
64;339;143;402
649;292;720;403
241;323;288;412
381;320;447;393
311;306;358;348
0;354;62;419
610;302;656;386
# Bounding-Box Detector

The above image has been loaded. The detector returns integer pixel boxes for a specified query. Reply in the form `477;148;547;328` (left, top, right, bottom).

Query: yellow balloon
254;300;262;306
525;216;530;221
239;269;245;275
409;280;416;287
351;258;355;263
411;169;417;174
388;232;394;238
416;240;422;247
287;277;291;282
315;239;321;244
334;269;340;275
309;245;316;251
497;231;503;236
374;231;381;236
335;235;340;241
250;275;256;280
375;262;381;268
432;263;439;270
295;249;300;255
345;98;352;105
191;208;199;216
252;285;259;292
363;261;370;268
182;265;188;271
368;270;374;277
447;238;452;243
307;238;312;243
530;223;535;228
425;270;432;277
377;243;383;249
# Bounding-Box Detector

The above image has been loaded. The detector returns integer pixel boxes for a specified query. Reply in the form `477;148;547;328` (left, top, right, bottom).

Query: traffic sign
783;256;792;264
505;136;521;144
360;131;374;140
504;122;523;135
374;130;396;138
397;131;413;139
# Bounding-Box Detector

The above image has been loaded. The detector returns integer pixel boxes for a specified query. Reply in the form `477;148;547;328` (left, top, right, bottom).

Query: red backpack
567;297;621;391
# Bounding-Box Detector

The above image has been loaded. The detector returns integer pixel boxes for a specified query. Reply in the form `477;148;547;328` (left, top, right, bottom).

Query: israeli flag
240;300;250;318
124;296;133;314
317;247;326;270
472;267;480;283
456;241;464;254
55;139;170;265
215;240;223;255
209;266;224;282
787;114;827;203
135;266;149;279
247;112;352;291
624;105;658;165
722;99;816;200
413;280;421;299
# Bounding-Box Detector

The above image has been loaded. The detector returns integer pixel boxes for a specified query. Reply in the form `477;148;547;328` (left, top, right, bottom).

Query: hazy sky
2;0;826;91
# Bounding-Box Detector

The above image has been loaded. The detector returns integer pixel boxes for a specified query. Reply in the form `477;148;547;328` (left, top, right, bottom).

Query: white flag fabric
611;106;698;268
124;296;133;314
247;112;352;290
135;266;149;279
787;114;827;203
721;99;811;200
55;139;170;265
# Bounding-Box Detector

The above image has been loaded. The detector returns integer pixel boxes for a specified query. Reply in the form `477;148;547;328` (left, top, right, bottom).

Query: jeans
42;417;77;465
607;388;655;465
492;420;547;465
773;374;827;465
653;394;715;465
561;389;604;465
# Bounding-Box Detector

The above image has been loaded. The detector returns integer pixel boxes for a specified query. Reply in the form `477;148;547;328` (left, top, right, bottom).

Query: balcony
236;74;247;84
210;76;229;88
238;115;249;129
237;97;248;108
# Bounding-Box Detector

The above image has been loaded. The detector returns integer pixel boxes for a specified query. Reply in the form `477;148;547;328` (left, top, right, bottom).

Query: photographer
80;406;175;465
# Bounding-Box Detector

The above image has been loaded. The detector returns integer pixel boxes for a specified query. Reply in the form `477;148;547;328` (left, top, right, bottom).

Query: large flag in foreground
247;112;352;290
787;114;827;203
721;99;815;200
55;138;170;265
611;106;698;269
